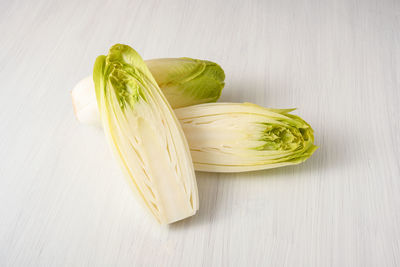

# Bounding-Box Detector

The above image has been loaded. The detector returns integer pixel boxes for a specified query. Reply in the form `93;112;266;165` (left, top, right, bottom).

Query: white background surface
1;0;399;266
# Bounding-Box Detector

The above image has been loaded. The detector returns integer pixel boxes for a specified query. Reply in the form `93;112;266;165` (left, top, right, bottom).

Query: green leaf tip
93;44;152;110
145;57;225;108
253;109;318;164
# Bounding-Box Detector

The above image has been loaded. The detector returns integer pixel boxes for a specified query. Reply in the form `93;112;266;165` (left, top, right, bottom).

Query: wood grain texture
0;0;399;266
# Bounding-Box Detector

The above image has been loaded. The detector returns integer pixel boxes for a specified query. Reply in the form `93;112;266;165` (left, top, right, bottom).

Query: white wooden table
1;0;399;266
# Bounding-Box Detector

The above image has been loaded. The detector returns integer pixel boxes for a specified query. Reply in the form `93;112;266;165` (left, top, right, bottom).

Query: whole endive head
94;44;198;224
146;58;225;108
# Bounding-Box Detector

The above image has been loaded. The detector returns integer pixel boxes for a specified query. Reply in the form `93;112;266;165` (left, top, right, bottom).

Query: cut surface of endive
94;44;198;224
175;103;317;172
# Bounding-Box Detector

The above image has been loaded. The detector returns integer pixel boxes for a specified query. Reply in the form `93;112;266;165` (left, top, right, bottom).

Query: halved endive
94;44;198;224
72;57;224;125
175;103;317;172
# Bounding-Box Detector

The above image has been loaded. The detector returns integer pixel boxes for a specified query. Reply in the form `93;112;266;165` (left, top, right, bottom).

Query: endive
176;103;317;172
72;57;224;124
73;77;317;172
94;44;198;224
